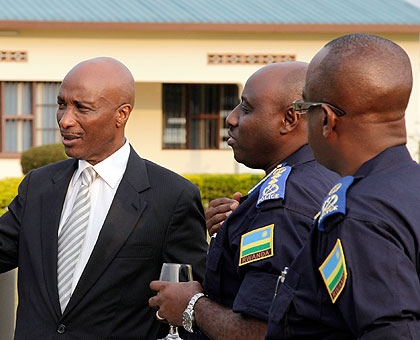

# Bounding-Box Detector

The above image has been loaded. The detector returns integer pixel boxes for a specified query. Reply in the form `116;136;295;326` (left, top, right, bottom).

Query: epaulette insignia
239;224;274;266
256;164;292;207
318;176;354;231
319;239;347;303
248;163;285;197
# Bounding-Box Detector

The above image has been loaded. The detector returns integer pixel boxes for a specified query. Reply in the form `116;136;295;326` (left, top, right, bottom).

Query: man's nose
57;107;76;129
226;104;240;128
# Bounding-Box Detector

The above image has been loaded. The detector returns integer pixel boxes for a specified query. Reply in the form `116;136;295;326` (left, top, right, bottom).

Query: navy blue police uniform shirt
266;145;420;340
202;145;339;326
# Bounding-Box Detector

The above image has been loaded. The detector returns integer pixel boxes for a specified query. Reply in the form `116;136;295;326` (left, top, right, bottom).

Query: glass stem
169;325;179;335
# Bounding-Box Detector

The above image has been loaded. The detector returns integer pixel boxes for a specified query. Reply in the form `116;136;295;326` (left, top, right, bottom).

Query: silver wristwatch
182;293;206;333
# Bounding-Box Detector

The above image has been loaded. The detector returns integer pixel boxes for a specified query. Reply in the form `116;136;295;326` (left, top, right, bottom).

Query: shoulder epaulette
256;163;292;207
318;176;354;231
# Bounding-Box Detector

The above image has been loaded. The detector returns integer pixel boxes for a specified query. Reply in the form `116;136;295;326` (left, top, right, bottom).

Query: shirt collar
74;140;130;189
353;144;412;179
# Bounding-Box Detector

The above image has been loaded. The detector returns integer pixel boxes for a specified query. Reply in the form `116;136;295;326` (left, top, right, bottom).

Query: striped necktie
57;166;97;313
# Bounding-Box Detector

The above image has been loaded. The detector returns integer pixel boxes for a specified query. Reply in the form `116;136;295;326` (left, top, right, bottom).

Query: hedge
21;143;69;175
184;174;264;209
0;177;22;216
0;174;264;216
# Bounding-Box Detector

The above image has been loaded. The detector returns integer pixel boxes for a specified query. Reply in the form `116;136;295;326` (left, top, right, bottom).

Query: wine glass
157;263;193;340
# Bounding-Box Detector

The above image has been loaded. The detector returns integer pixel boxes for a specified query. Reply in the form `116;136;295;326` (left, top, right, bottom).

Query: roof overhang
1;21;420;33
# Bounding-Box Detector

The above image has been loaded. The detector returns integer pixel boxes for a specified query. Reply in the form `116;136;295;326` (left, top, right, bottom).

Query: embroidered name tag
256;165;291;207
319;239;348;303
318;176;354;231
239;224;274;266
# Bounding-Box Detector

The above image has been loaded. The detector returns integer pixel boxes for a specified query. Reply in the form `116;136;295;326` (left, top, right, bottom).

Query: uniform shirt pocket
268;267;300;323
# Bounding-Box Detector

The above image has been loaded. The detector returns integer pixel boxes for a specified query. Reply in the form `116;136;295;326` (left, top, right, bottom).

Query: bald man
266;34;420;339
149;62;339;340
0;57;208;340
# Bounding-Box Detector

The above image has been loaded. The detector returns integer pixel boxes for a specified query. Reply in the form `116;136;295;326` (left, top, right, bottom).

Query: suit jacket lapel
41;159;77;319
63;148;150;316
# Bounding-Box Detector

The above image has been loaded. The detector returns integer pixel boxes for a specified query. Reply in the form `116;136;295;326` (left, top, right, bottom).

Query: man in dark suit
0;57;208;340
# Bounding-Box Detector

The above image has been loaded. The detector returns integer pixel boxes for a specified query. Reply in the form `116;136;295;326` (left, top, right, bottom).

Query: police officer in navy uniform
149;62;339;340
266;33;420;340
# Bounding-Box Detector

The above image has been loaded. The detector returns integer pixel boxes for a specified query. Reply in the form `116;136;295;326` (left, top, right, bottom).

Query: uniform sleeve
162;182;208;283
0;173;30;273
233;207;312;321
331;217;420;339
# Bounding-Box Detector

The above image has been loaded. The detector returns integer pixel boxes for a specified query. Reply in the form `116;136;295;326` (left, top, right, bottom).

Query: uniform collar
353;145;412;180
247;144;314;197
283;144;315;167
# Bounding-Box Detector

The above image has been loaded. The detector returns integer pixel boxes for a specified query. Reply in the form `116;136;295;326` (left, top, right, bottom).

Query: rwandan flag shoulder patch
239;224;274;266
319;239;348;303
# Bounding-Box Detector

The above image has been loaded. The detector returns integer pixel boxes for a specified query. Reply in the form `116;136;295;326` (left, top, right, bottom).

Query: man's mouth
227;132;236;146
61;133;81;146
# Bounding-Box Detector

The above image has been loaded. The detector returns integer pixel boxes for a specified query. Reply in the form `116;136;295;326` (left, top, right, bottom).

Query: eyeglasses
292;99;346;116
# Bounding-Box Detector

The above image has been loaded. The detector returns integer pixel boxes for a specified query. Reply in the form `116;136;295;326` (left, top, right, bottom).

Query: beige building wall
0;159;22;179
0;30;418;177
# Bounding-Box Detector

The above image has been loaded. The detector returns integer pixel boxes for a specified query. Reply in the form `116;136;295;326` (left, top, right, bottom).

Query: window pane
190;117;218;149
22;119;33;150
189;84;219;149
162;83;238;150
4;119;32;152
37;82;61;145
22;83;32;115
4;82;33;116
203;85;219;116
163;84;187;149
4;82;18;115
4;120;17;152
189;85;201;116
220;85;239;149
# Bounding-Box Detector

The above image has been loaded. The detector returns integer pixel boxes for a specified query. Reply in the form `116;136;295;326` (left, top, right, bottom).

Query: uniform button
57;324;66;334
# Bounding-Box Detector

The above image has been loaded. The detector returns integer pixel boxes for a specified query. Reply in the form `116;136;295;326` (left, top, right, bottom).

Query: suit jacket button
57;324;66;334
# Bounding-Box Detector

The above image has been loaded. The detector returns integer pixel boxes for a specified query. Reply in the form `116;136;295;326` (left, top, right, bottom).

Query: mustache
60;131;82;139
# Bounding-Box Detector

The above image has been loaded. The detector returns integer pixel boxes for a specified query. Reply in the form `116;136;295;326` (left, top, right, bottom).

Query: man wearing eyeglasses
149;62;339;340
266;33;420;339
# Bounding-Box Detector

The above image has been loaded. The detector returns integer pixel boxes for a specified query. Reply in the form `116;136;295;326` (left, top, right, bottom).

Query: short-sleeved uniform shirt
266;145;420;340
203;145;339;323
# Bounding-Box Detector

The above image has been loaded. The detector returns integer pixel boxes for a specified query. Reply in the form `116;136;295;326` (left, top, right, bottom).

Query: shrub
21;143;69;175
0;173;264;216
184;174;264;209
0;177;22;216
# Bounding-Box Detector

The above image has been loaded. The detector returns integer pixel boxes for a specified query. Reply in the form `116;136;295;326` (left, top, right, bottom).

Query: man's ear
280;106;300;134
321;104;337;137
116;104;132;128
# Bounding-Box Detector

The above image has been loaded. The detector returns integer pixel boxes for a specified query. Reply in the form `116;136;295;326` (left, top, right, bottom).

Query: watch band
183;292;206;333
187;292;206;312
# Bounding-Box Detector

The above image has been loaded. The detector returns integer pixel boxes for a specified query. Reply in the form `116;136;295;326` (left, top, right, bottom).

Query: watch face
182;311;193;332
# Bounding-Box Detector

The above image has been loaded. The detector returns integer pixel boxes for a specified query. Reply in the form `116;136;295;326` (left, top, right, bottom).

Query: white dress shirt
58;140;130;294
